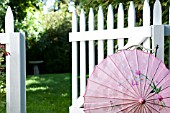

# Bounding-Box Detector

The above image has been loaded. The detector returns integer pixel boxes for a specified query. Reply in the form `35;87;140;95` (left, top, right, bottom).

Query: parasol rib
88;79;137;99
122;50;141;97
85;95;137;101
144;60;162;98
109;55;140;98
96;65;138;98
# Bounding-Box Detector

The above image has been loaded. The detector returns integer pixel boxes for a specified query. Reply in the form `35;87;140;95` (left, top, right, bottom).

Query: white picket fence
69;0;170;112
1;6;26;113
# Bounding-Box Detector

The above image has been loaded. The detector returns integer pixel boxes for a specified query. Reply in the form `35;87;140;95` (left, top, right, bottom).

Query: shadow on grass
26;73;71;113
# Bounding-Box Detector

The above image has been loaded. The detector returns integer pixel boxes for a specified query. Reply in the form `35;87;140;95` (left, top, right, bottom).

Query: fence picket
80;9;86;96
122;1;137;49
89;8;95;76
152;0;164;61
71;9;78;104
153;0;162;25
107;4;114;55
117;3;124;49
5;6;14;33
98;6;104;64
143;0;150;49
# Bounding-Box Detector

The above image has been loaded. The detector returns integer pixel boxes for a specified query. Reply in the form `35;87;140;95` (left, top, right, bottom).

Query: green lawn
26;73;71;113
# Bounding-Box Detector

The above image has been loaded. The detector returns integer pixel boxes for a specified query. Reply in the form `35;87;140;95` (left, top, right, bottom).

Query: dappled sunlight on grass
26;86;49;91
26;73;71;113
26;79;41;86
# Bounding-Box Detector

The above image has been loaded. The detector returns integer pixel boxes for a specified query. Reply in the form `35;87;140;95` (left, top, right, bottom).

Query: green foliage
0;45;7;112
25;3;72;73
39;4;72;73
0;0;10;32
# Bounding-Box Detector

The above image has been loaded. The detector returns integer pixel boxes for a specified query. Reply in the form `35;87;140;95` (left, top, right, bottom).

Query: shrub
24;4;72;74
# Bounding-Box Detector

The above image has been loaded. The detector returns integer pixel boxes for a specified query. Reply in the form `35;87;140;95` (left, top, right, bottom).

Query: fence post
152;0;164;62
5;6;26;113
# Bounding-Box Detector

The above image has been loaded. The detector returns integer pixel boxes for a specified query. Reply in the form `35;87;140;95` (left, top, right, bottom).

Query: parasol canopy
84;49;170;113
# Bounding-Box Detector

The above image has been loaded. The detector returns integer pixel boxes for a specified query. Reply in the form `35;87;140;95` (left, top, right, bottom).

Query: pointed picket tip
98;6;104;30
128;1;135;15
128;1;135;16
5;6;14;33
143;0;150;26
98;5;104;18
89;8;94;15
89;8;94;21
118;3;124;19
118;3;123;12
107;4;114;29
80;9;86;31
72;7;77;17
89;8;94;31
107;4;113;17
153;0;162;25
118;3;124;28
72;9;77;32
144;0;149;3
129;1;135;8
128;1;135;27
108;4;113;12
98;6;103;13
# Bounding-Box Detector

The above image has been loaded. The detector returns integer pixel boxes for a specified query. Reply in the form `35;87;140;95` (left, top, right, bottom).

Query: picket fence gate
69;0;170;112
0;6;26;113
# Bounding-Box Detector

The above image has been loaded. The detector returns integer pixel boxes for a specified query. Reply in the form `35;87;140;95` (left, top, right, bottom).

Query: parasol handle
118;44;159;57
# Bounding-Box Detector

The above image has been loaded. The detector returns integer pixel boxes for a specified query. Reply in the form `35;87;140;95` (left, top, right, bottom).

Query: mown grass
26;73;71;113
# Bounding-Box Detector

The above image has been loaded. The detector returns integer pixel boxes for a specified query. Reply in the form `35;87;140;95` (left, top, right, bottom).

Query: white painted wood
128;1;135;27
88;8;95;76
80;9;86;96
69;96;84;113
152;25;164;62
164;25;170;36
0;33;9;44
98;6;104;64
153;0;162;25
6;33;26;113
117;3;124;49
121;1;137;49
152;0;164;61
69;26;152;42
71;9;78;104
5;6;26;113
107;4;114;55
143;0;150;49
5;6;14;33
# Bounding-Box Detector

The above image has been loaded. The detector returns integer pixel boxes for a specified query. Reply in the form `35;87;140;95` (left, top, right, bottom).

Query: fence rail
69;0;170;113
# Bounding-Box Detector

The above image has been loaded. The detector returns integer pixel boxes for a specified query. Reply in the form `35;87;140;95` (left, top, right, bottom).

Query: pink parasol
84;49;170;113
